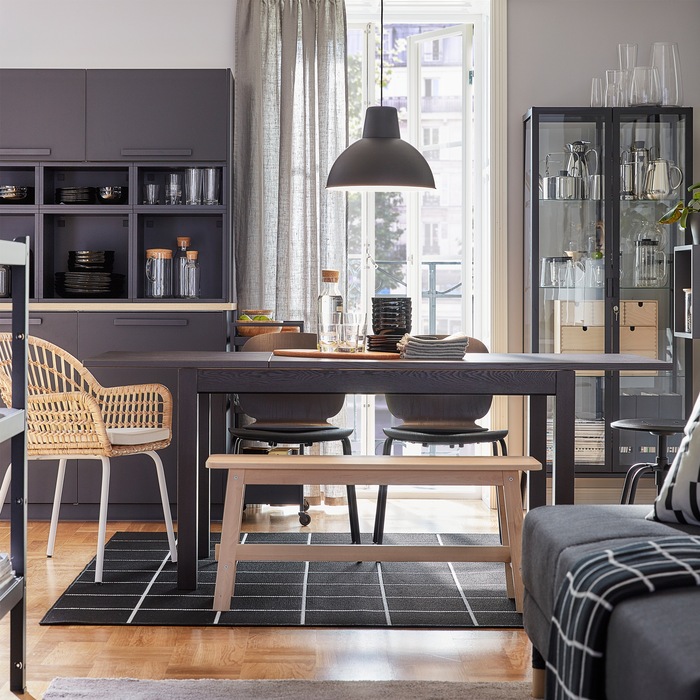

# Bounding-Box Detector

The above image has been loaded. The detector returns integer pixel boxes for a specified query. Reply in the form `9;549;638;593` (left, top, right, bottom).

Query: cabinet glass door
614;109;692;472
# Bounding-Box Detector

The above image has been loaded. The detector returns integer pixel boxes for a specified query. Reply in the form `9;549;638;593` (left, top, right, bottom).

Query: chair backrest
385;336;492;432
0;333;98;406
241;332;317;352
236;332;344;428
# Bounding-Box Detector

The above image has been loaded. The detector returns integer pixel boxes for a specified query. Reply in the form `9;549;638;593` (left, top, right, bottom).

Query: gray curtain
234;0;348;327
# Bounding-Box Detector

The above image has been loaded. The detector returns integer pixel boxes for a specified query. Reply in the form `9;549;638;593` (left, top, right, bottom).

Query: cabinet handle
0;318;42;325
120;148;193;157
0;147;51;156
113;319;188;327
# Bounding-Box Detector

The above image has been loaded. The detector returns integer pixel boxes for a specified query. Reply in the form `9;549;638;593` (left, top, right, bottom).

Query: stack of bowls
367;296;412;352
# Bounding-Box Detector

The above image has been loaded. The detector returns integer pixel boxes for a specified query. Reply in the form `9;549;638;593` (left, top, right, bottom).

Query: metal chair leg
621;461;654;504
373;438;394;544
340;437;361;544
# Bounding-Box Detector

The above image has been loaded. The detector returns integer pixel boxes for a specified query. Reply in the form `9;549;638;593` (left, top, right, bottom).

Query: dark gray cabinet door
86;69;232;162
0;70;86;161
77;311;229;511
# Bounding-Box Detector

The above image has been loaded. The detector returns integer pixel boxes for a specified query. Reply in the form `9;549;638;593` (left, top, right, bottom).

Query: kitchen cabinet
0;69;86;162
0;68;235;521
524;106;693;477
86;70;231;161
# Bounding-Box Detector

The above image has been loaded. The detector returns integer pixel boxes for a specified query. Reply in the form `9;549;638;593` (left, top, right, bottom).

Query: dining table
84;350;672;590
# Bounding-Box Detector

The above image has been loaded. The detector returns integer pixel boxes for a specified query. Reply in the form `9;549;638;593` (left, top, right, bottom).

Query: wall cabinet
524;106;693;477
0;69;235;521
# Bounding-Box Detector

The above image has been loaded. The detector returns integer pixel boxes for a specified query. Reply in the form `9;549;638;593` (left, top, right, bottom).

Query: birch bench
207;453;541;613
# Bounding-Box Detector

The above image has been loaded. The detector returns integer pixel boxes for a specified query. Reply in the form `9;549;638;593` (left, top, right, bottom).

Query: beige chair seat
107;427;171;445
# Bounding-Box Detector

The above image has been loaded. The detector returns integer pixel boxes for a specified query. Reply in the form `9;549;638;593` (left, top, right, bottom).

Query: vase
687;212;700;245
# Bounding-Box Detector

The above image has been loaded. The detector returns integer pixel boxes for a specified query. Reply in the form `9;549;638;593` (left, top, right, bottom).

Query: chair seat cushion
107;427;170;445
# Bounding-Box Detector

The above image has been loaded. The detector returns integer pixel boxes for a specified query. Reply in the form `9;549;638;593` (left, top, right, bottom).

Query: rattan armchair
0;334;177;582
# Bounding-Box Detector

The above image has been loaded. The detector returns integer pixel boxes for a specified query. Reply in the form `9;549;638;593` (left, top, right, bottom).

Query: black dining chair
373;336;509;544
230;331;361;541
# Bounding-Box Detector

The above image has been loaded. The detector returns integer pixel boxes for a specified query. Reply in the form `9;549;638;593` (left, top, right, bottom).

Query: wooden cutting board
272;349;401;360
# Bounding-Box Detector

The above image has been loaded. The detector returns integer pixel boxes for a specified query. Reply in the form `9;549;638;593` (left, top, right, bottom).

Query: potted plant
659;182;700;244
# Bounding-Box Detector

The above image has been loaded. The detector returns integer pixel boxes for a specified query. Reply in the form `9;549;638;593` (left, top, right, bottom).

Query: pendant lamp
326;0;436;191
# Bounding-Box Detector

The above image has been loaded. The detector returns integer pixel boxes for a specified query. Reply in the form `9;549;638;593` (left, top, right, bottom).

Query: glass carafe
183;250;200;299
633;239;667;288
174;236;191;298
145;248;173;298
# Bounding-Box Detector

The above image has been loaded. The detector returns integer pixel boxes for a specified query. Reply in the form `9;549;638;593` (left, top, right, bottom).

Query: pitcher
565;141;598;198
145;248;173;298
643;158;683;200
620;141;651;200
633;239;667;287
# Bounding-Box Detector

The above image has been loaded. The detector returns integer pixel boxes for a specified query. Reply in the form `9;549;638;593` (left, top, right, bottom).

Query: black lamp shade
326;106;436;191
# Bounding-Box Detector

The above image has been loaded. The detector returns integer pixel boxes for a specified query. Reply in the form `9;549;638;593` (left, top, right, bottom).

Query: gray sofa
521;504;700;700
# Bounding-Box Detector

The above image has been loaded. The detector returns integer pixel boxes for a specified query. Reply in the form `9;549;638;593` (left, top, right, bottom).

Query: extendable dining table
85;350;672;589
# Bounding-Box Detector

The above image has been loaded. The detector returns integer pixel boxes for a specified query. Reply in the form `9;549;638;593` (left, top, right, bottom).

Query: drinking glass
318;323;339;352
590;78;604;108
202;167;220;205
605;69;625;107
143;183;160;205
651;42;682;106
164;172;182;205
337;323;360;353
629;66;661;106
184;167;202;205
618;43;637;106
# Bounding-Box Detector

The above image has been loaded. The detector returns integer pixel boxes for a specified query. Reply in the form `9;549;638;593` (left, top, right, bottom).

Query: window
345;2;491;457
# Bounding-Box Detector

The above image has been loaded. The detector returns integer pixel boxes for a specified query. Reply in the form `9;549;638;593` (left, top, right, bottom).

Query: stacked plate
68;250;114;272
372;296;412;335
0;185;31;202
366;332;404;353
55;250;123;297
56;186;96;204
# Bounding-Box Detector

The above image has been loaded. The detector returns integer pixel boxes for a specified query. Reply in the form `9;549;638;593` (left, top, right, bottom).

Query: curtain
234;0;349;504
234;0;348;324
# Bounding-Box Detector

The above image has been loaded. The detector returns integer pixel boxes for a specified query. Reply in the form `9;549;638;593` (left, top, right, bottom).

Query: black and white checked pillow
648;393;700;526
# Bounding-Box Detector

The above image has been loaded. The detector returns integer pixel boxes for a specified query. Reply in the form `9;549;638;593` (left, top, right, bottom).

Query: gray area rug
42;531;521;628
43;678;531;699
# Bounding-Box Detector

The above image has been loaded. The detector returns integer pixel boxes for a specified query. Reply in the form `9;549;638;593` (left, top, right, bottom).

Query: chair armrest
27;391;112;453
95;383;173;430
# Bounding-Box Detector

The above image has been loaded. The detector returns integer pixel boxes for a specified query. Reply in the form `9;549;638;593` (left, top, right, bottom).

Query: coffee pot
643;158;683;200
564;141;598;198
620;141;652;200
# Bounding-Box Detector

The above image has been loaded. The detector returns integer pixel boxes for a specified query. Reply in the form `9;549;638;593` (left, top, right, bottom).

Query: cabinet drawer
78;311;228;356
555;325;604;354
621;300;657;327
555;300;604;327
620;326;657;357
0;312;78;355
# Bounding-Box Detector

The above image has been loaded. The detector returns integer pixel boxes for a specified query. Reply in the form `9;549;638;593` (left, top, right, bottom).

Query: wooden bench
207;453;542;613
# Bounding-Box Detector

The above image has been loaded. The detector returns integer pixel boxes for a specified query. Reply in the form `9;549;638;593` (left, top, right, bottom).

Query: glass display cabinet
524;106;693;478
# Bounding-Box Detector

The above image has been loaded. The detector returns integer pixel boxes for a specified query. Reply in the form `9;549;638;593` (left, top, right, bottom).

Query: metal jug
620;141;651;200
565;141;598;198
643;158;683;200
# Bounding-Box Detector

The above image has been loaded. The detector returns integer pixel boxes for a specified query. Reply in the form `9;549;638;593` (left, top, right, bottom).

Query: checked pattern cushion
648;392;700;526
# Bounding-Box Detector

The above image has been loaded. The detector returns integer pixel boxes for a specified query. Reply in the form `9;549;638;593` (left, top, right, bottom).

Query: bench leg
501;471;525;612
213;469;246;612
496;484;515;601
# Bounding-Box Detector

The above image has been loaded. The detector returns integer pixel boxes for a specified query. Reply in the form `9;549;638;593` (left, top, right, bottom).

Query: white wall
0;0;236;69
507;0;700;351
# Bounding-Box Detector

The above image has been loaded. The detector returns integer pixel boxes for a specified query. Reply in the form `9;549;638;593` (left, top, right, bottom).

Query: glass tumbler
629;66;661;106
164;172;182;205
618;43;637;105
651;42;682;106
605;70;625;107
590;78;604;108
202;168;220;205
184;168;202;205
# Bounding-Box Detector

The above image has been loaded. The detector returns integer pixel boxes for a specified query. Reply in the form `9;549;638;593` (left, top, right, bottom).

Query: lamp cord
379;0;384;105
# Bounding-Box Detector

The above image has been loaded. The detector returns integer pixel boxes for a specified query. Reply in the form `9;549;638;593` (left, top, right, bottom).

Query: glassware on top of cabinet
650;42;682;107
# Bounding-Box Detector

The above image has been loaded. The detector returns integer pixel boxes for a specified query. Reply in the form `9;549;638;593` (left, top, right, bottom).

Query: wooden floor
0;495;531;699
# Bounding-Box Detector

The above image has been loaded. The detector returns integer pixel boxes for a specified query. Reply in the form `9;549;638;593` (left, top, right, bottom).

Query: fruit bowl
236;309;282;337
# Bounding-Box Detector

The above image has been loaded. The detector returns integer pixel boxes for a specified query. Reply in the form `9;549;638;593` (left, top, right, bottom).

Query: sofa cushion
521;504;699;624
606;587;700;700
649;391;700;526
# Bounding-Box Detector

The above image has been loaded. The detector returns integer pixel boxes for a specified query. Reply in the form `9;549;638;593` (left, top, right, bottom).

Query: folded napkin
397;333;470;360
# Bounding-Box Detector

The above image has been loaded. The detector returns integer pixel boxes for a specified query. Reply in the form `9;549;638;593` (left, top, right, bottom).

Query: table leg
177;367;199;590
197;392;211;559
553;368;576;505
528;394;548;509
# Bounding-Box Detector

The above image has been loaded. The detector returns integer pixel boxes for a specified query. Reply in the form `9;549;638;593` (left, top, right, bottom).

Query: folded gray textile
398;333;470;359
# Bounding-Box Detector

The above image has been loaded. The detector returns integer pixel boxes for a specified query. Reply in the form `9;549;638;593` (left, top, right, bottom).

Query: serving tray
272;349;400;360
